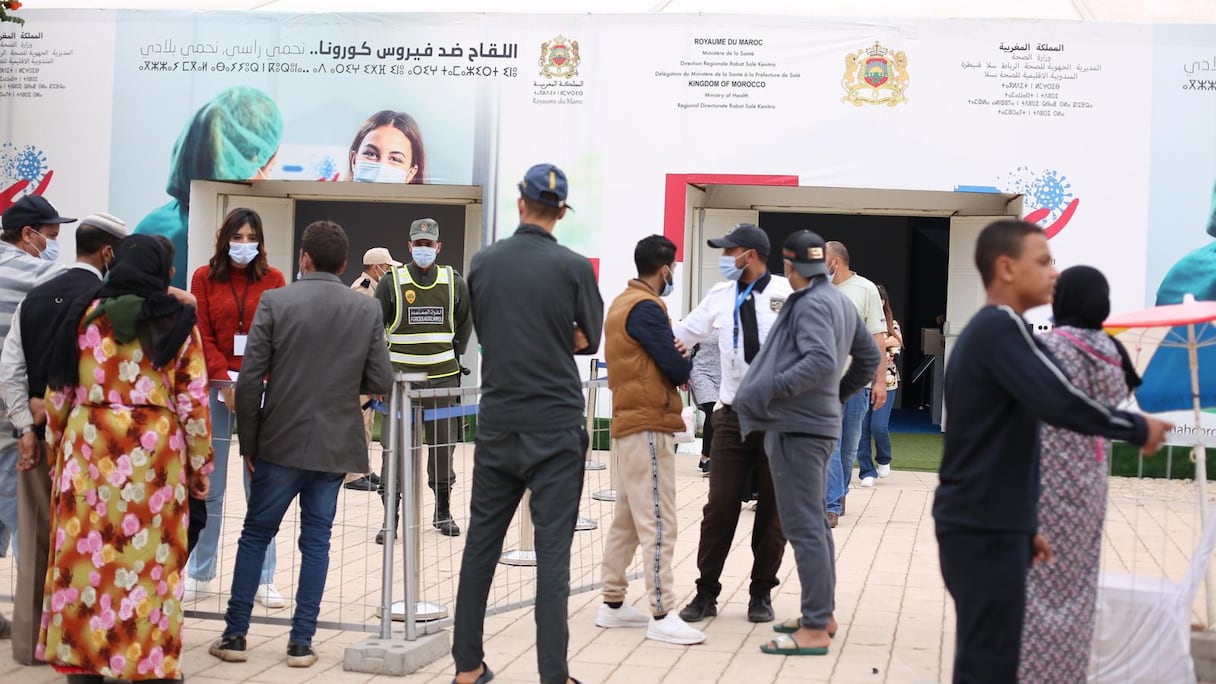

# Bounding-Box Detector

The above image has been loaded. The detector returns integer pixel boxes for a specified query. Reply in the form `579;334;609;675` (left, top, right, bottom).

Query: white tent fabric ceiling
26;0;1216;22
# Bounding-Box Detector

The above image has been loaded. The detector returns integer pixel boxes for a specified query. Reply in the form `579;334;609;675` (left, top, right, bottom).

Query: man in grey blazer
210;220;393;668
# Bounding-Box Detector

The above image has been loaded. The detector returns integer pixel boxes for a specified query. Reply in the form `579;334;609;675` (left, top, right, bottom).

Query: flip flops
760;634;829;656
773;617;837;638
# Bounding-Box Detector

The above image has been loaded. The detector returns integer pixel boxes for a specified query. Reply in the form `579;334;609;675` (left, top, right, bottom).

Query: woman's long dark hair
208;207;269;282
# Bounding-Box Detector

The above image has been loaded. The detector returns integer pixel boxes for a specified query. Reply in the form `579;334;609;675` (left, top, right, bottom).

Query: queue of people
0;166;1181;684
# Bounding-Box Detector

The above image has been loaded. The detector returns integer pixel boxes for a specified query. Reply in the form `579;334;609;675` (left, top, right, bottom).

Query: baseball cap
2;195;76;234
707;223;770;257
518;163;573;210
410;218;440;241
363;247;401;266
79;213;130;241
782;230;830;279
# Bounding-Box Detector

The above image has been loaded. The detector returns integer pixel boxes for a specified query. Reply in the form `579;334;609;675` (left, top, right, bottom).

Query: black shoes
434;509;461;537
209;634;248;662
374;528;397;545
748;594;775;623
678;594;718;622
286;642;318;668
345;475;379;492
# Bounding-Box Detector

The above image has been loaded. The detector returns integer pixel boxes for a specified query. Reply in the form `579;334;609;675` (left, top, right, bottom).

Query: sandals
773;616;837;638
760;633;829;656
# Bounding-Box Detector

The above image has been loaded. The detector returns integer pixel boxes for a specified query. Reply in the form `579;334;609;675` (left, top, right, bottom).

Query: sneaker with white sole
876;464;891;478
860;476;876;488
256;583;287;608
647;614;706;645
286;642;318;667
182;577;213;603
595;603;650;628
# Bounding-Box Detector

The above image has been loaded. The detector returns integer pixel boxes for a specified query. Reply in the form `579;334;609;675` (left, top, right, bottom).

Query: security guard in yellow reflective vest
373;218;473;541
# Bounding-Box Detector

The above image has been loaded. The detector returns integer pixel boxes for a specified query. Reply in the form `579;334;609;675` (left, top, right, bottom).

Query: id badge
233;334;248;356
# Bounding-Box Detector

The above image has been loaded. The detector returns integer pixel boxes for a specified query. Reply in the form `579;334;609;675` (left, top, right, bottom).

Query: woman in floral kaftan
37;235;212;683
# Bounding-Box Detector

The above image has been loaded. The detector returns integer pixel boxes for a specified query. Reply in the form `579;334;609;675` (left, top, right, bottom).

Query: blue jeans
188;387;276;583
223;459;344;646
825;388;869;515
857;388;896;480
0;440;17;561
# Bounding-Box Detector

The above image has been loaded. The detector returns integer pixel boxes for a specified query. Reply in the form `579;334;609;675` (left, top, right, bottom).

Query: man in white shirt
823;241;889;528
672;223;792;624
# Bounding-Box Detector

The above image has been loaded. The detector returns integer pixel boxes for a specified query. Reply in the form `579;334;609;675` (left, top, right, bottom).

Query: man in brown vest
597;235;705;645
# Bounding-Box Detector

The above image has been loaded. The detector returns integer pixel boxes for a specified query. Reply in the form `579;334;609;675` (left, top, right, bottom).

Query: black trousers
698;401;716;459
452;425;587;684
937;530;1034;684
693;407;785;599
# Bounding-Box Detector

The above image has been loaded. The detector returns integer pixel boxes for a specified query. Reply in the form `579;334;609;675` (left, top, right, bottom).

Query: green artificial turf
888;432;945;473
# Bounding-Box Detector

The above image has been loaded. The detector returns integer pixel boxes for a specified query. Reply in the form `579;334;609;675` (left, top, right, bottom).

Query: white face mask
353;160;410;183
411;246;437;269
229;241;259;266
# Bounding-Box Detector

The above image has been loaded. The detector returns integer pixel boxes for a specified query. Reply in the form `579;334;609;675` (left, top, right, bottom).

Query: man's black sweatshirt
932;305;1148;535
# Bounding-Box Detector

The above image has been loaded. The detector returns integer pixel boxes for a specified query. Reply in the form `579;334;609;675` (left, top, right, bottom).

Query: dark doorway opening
757;212;949;426
293;201;467;285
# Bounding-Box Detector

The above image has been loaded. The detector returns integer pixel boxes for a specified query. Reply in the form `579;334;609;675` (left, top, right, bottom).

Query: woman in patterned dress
38;235;212;683
1018;265;1141;683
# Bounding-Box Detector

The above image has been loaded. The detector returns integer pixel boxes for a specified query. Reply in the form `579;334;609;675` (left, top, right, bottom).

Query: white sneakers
647;614;706;645
596;603;705;645
860;476;877;488
596;603;650;628
256;583;287;608
877;464;891;478
182;577;213;603
183;578;285;607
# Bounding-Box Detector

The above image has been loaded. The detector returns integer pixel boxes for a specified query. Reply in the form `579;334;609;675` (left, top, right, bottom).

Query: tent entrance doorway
680;183;1023;430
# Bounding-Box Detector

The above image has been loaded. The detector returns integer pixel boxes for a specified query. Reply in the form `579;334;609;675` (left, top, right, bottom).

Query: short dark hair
301;220;348;274
634;235;677;277
521;196;562;222
975;219;1043;287
825;240;849;265
74;223;123;257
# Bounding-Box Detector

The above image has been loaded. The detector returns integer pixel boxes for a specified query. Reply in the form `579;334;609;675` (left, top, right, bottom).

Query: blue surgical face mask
228;241;259;266
719;254;744;281
38;234;60;263
661;268;674;297
411;246;437;269
353;160;410;183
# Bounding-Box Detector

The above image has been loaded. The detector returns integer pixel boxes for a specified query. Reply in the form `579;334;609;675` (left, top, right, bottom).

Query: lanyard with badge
229;278;252;356
731;278;759;363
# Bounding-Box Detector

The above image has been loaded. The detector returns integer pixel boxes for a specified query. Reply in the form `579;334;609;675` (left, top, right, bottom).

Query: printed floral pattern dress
1018;325;1130;683
37;302;213;681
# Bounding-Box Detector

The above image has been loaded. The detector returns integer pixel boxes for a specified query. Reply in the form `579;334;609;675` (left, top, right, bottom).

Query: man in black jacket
453;164;602;684
933;219;1171;683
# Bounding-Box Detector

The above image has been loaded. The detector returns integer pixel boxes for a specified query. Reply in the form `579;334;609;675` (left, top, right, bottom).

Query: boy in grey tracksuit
734;230;881;655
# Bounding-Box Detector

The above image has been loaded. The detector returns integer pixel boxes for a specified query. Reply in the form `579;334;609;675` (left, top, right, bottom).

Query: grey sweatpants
764;431;836;630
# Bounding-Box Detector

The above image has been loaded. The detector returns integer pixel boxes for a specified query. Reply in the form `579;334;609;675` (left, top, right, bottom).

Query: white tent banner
0;10;1213;308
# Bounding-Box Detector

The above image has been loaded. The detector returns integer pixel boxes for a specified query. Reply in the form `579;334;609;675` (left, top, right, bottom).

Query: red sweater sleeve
191;265;230;384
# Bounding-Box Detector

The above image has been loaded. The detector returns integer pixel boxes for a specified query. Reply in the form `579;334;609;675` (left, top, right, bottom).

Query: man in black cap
672;222;792;624
0;212;127;663
453;163;602;684
734;230;881;656
0;194;72;641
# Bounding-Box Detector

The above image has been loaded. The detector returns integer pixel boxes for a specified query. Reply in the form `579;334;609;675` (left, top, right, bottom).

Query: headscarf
1207;179;1216;238
165;86;283;204
47;235;197;390
1053;265;1142;389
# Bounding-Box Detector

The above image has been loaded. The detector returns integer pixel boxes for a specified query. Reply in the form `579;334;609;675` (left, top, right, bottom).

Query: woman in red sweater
185;207;288;608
